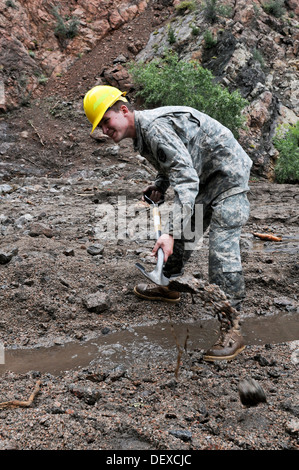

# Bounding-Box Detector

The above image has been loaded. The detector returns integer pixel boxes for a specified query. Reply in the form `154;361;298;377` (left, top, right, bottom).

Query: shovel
135;195;169;286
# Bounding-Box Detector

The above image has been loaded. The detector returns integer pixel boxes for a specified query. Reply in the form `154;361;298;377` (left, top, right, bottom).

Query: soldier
83;85;252;362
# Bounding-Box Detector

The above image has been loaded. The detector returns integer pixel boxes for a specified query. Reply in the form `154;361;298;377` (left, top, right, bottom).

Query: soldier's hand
152;234;174;263
142;185;164;204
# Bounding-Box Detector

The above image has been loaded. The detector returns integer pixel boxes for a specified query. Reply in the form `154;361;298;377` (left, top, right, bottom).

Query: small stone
28;223;54;238
169;430;192;442
101;327;110;335
238;378;267;407
285;419;299;436
87;244;104;256
290;340;299;366
0;247;18;264
83;292;110;313
0;184;13;194
69;384;101;405
63;248;75;256
274;297;294;309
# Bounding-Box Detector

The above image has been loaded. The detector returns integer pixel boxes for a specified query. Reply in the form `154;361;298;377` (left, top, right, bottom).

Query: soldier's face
100;106;133;143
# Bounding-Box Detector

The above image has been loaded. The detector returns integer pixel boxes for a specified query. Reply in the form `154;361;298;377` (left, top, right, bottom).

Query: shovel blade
135;248;169;286
135;263;170;286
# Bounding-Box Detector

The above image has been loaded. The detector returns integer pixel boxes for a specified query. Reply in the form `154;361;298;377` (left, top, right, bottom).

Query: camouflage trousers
164;192;250;308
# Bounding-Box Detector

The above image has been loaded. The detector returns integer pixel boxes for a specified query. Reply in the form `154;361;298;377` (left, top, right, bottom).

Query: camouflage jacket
133;106;252;235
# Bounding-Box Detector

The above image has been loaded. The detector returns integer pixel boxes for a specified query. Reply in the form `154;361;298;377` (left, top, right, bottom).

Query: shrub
168;26;176;44
203;0;233;23
203;30;217;48
6;0;17;8
175;1;198;15
203;0;218;23
191;24;200;36
130;51;248;137
262;0;285;18
273;122;299;183
52;7;79;41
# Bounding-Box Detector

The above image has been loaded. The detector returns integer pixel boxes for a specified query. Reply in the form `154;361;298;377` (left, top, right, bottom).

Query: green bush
5;0;17;8
168;26;176;44
273;122;299;183
52;7;79;41
203;0;218;23
191;24;200;36
175;1;198;15
202;0;232;23
130;51;248;137
203;30;217;48
262;0;285;18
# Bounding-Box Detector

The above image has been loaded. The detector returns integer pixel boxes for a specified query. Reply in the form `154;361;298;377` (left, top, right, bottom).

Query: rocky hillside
0;0;150;108
135;0;299;179
0;0;298;179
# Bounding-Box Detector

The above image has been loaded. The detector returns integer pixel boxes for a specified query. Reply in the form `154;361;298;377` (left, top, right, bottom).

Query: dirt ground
0;5;298;453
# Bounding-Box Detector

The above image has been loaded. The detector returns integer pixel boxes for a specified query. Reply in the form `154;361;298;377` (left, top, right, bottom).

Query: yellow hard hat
83;85;127;133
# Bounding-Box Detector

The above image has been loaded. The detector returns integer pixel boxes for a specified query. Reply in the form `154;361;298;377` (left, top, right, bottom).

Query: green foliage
175;1;198;15
203;0;218;23
5;0;17;8
203;30;217;48
130;51;248;137
202;0;232;23
191;24;200;36
252;48;265;68
273;122;299;183
168;26;176;44
262;0;285;18
38;74;48;85
52;7;79;41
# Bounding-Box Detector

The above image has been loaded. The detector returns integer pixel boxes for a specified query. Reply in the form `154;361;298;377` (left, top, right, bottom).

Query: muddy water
0;234;298;376
0;312;298;376
252;234;299;254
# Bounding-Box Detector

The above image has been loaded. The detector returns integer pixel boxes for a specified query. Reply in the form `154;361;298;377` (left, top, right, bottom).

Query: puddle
252;234;299;254
0;312;298;376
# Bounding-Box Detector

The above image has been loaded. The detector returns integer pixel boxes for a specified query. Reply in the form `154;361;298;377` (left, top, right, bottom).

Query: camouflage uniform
133;106;252;307
163;192;250;308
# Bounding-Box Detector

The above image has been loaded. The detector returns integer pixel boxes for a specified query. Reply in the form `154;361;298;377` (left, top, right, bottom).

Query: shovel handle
153;206;162;239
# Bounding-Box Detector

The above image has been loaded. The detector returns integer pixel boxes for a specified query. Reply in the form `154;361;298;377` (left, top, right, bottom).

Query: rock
63;248;75;256
68;384;101;405
103;64;134;91
280;399;299;417
238;378;267;407
0;440;18;450
0;247;18;264
101;327;110;335
292;348;299;364
169;429;192;442
290;340;299;366
83;292;111;313
248;91;273;129
87;244;104;256
274;296;295;309
113;54;128;64
0;80;5;113
109;364;127;382
0;184;13;194
15;214;34;228
28;223;54;238
285;419;299;436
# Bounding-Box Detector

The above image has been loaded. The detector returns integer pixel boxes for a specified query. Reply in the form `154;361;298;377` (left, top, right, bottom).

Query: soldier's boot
134;283;181;303
203;316;245;362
